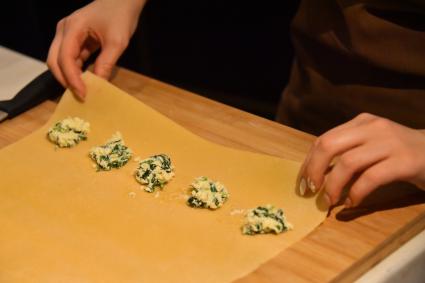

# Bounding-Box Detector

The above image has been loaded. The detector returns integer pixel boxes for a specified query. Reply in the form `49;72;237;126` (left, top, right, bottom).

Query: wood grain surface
1;67;424;282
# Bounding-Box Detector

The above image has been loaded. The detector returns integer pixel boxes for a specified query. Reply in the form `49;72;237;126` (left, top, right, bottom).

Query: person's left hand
298;113;425;208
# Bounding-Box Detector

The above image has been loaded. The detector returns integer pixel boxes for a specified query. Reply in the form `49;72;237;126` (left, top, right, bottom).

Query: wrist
97;0;147;15
125;0;148;13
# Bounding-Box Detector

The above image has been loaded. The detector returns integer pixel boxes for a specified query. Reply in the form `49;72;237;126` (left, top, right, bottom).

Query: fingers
93;38;128;79
299;113;376;195
298;113;425;209
323;142;388;205
46;0;137;100
58;24;88;100
47;17;94;100
346;158;404;207
47;20;67;87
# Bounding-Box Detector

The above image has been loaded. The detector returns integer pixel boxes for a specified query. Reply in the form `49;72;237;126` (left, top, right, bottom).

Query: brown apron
277;0;425;135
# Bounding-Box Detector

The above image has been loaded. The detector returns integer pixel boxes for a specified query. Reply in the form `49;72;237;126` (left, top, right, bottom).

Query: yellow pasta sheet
0;72;327;283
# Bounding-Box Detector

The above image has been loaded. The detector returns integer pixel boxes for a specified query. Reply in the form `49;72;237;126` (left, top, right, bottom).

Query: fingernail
70;87;79;96
71;88;85;101
344;198;352;208
323;193;332;206
307;177;317;193
299;177;307;196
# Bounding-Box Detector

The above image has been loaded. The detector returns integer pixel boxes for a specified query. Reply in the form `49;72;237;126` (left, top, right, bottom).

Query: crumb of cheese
47;117;90;147
230;208;246;216
187;176;229;210
89;132;132;171
242;205;293;235
135;154;174;192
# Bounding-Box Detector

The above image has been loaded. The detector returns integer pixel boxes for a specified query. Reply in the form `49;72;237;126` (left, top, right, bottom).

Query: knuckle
372;117;392;131
362;170;381;187
66;17;77;27
315;136;334;153
353;112;378;125
357;112;374;120
56;19;65;32
339;154;356;171
109;37;129;50
63;14;83;30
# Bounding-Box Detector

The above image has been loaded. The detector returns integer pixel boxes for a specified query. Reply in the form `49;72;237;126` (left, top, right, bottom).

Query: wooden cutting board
1;67;424;282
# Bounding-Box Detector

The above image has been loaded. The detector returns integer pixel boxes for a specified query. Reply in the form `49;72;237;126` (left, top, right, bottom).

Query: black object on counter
0;70;64;121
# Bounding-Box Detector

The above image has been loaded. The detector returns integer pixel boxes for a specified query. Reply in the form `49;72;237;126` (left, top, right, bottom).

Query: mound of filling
187;176;229;209
89;132;132;171
47;117;90;147
135;154;175;192
242;205;293;235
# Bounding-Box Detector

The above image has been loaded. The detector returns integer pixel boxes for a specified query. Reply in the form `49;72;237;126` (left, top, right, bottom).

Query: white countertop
0;45;47;101
356;229;425;283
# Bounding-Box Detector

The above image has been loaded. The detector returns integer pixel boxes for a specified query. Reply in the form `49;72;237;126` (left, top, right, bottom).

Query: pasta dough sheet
0;72;327;283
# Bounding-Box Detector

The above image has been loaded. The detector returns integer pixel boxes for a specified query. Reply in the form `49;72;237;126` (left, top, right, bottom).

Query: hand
47;0;146;100
298;113;425;208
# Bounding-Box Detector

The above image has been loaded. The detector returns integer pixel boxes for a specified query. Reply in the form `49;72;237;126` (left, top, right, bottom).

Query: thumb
94;39;127;79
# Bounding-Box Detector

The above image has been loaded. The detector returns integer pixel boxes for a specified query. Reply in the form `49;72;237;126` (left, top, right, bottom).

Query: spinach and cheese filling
187;176;229;209
242;205;293;235
89;132;132;171
47;117;90;147
135;154;175;193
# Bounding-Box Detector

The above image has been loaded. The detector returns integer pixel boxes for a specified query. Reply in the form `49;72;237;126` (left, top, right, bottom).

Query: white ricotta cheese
47;117;90;147
135;154;174;193
187;176;229;210
89;132;132;171
242;205;293;235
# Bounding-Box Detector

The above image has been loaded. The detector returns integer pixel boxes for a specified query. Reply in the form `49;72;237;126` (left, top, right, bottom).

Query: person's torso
278;0;425;135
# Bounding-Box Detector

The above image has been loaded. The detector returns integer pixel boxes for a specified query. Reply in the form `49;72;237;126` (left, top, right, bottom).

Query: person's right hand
47;0;146;100
298;113;425;208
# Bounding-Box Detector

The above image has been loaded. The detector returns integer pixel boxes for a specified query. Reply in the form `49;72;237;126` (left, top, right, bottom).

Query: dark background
0;0;299;119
